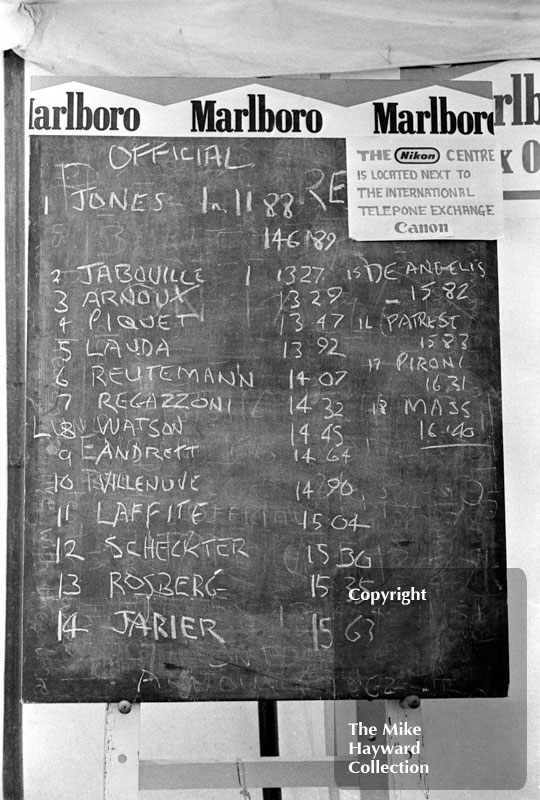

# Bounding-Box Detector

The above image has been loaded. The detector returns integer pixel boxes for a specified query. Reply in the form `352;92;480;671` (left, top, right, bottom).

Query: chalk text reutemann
191;93;323;133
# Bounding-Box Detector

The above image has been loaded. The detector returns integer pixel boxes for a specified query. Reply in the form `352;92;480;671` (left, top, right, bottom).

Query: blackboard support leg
258;699;282;800
104;702;140;800
384;698;428;798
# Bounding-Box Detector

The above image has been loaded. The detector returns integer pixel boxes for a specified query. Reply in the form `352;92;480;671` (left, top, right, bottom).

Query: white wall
5;60;539;800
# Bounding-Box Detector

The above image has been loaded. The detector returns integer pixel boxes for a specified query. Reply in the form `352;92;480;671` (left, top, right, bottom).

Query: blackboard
23;135;508;702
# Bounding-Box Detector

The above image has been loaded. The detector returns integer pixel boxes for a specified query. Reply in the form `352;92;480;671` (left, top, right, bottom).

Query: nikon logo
29;92;140;132
191;93;323;134
373;96;494;135
395;147;440;163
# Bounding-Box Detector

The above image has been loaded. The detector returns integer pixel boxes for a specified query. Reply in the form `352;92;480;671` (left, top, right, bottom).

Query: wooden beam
385;699;429;800
140;758;339;790
104;703;141;800
3;49;25;800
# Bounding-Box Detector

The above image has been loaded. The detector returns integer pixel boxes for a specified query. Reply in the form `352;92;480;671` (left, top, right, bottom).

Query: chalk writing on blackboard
23;136;507;702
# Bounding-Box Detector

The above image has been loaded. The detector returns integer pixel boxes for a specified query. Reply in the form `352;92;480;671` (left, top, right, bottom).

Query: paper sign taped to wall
346;135;501;240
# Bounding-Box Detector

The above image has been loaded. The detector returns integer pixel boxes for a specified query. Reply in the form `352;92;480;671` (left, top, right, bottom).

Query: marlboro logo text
373;96;494;135
29;92;140;132
191;94;323;134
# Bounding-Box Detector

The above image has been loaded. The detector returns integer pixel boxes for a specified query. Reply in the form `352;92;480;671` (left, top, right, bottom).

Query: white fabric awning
11;0;540;76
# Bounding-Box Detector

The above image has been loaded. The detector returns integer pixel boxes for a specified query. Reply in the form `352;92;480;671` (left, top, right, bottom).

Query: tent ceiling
7;0;540;76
